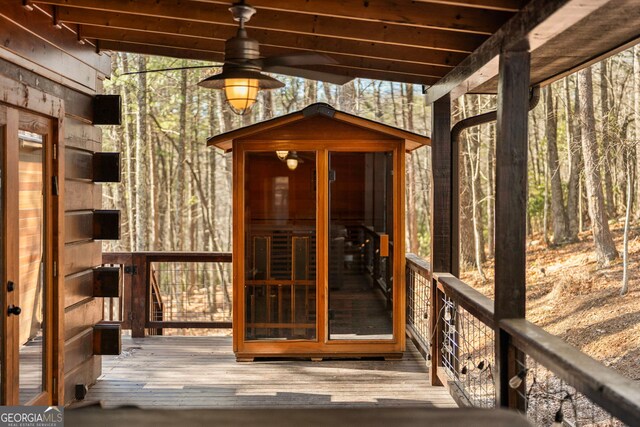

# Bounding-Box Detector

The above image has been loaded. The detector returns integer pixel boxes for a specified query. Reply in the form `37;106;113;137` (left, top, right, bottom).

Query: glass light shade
276;150;289;161
286;157;298;171
224;78;259;115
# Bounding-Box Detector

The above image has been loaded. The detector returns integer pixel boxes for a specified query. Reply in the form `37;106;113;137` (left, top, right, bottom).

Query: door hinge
128;312;134;320
328;169;336;182
52;176;59;196
53;261;57;277
53;144;57;160
124;265;138;275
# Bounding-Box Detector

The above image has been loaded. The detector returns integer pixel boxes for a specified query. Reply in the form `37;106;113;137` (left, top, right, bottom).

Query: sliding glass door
328;151;394;341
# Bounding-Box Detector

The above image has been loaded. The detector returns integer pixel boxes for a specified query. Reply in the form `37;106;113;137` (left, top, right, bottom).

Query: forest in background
102;44;640;292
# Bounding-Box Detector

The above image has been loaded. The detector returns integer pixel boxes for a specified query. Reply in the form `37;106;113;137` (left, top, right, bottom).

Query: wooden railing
405;254;640;426
102;252;232;337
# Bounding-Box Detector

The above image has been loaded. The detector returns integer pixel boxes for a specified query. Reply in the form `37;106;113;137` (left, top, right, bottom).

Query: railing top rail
433;272;495;328
501;318;640;426
103;252;232;263
406;253;431;276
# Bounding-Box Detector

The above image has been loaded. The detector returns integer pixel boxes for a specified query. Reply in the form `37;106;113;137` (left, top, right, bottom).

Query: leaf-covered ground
461;220;640;381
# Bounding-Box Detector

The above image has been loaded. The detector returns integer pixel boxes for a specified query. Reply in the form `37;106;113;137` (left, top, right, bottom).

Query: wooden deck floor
83;336;457;409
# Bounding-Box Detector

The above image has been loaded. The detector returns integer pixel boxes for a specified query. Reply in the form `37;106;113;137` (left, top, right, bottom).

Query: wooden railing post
494;40;530;409
429;92;458;386
130;253;147;338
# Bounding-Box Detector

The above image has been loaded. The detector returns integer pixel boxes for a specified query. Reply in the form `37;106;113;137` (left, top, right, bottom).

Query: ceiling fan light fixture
224;77;259;115
198;67;284;115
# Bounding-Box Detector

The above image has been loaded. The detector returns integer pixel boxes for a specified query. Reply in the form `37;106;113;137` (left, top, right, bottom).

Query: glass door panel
18;130;46;404
328;152;394;340
244;151;317;340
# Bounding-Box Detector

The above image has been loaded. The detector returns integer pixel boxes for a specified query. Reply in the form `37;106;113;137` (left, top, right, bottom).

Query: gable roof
207;103;430;152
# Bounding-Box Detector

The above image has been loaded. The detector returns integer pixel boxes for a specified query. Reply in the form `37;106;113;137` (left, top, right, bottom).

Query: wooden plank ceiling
30;0;523;86
27;0;640;98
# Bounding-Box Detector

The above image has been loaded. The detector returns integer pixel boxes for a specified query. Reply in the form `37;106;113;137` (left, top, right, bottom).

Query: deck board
82;336;457;409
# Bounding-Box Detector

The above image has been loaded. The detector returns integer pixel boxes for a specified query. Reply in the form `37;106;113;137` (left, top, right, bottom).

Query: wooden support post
429;93;458;386
494;41;530;409
130;254;147;338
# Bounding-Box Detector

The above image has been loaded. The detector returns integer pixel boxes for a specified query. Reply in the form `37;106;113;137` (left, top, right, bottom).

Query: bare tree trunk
486;123;495;258
620;154;632;295
466;126;486;280
457;99;475;268
634;45;640;220
578;67;618;267
404;85;419;254
565;77;581;241
543;154;550;246
134;55;148;251
176;67;189;251
600;60;616;219
545;86;570;244
120;53;135;251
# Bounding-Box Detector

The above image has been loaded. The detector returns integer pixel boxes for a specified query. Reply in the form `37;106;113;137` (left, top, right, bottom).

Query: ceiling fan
123;1;354;114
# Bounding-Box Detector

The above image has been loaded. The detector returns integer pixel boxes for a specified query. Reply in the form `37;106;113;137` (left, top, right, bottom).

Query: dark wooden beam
37;0;487;53
220;0;514;34
429;95;458;277
429;93;457;386
414;0;525;12
81;26;443;84
425;0;611;103
494;42;530;408
57;7;464;68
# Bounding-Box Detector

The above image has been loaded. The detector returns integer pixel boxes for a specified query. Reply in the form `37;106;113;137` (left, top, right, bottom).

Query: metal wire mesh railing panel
406;264;431;357
516;356;627;427
150;261;232;323
441;294;496;408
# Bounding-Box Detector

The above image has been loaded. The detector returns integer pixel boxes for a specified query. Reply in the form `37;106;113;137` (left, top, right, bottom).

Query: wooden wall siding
63;118;106;405
0;2;110;94
2;3;110;405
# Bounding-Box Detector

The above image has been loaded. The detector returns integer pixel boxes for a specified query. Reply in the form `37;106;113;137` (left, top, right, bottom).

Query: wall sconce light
276;150;289;161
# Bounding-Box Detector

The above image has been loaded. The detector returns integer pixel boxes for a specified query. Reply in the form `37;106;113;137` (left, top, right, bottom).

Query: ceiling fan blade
260;53;339;69
120;65;217;76
266;65;354;85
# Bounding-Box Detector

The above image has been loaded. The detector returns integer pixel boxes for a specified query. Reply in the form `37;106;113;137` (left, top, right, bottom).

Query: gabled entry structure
209;103;429;360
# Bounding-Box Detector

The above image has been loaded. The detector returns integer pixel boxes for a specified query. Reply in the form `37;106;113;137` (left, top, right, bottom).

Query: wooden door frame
0;76;65;405
233;139;406;358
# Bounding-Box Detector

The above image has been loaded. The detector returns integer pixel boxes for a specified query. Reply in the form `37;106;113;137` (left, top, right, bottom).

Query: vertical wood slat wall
1;3;112;405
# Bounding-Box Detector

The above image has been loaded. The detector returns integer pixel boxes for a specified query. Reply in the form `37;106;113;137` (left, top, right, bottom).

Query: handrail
405;253;640;424
105;251;232;263
433;272;495;328
406;253;430;276
103;251;233;336
501;318;640;426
